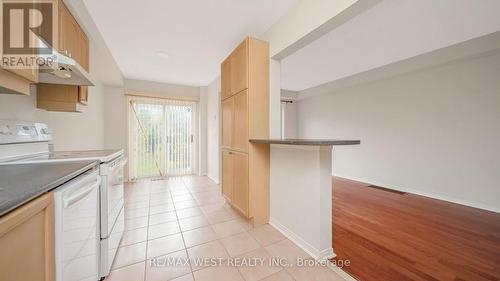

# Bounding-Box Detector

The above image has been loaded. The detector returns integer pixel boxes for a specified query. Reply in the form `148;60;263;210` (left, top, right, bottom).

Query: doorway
128;95;196;180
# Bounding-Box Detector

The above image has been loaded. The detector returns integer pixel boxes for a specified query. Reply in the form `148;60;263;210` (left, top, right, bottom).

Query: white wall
0;86;101;150
260;0;370;139
198;87;208;175
46;83;106;150
206;76;221;183
281;90;298;138
0;1;212;178
269;59;282;138
281;0;500;91
261;0;360;58
283;102;298;139
0;0;125;151
0;38;116;151
103;79;205;177
295;52;500;212
103;86;127;151
124;79;200;98
66;0;124;86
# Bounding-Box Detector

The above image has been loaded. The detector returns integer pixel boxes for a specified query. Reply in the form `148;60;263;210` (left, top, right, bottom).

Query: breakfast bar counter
250;139;360;146
250;138;360;260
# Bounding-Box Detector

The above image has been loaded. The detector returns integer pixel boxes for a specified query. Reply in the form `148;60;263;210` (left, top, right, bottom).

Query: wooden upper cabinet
0;69;32;95
56;1;63;52
0;193;55;281
7;68;38;84
221;57;231;100
79;29;90;72
78;85;88;105
232;90;248;153
0;0;38;88
221;37;249;99
57;2;68;54
38;1;91;111
77;27;89;104
37;83;83;112
221;97;234;149
69;18;81;61
230;39;248;95
58;1;88;68
58;2;79;59
6;43;39;84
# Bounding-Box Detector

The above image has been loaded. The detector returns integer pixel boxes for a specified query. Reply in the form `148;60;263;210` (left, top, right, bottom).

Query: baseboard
269;217;335;261
327;262;358;281
334;173;500;214
207;174;220;184
270;216;355;280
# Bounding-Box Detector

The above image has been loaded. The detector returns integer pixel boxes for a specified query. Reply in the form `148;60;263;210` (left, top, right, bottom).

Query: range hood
38;50;95;86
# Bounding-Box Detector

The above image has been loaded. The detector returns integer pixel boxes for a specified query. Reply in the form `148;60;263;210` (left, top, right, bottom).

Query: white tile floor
105;175;346;281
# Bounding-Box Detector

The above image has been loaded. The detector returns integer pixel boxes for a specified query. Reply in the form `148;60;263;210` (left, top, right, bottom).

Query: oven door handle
110;157;128;172
64;178;101;208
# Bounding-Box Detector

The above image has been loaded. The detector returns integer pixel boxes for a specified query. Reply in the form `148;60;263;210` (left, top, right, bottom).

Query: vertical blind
128;95;195;180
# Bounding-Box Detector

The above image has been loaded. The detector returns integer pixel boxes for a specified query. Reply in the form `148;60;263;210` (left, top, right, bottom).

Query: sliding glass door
128;96;195;179
165;103;193;175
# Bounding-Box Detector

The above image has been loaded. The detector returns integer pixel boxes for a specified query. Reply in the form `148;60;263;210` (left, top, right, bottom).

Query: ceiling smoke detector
156;52;170;59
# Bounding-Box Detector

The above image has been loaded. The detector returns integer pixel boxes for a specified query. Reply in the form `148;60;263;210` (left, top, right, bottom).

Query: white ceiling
83;0;299;86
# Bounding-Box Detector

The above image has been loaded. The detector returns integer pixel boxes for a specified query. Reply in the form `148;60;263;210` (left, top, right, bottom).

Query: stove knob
0;125;11;135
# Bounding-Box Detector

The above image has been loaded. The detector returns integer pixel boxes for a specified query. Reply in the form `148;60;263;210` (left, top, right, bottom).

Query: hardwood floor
332;177;500;281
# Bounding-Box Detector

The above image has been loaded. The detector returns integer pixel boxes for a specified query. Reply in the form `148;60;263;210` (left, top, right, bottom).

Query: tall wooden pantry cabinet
220;37;270;226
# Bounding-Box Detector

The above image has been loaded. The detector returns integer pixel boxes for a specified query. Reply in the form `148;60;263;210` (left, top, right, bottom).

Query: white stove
0;120;126;280
7;150;124;163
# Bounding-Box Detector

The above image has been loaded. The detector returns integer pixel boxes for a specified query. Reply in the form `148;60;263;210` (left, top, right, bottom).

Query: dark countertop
250;139;361;146
0;160;99;217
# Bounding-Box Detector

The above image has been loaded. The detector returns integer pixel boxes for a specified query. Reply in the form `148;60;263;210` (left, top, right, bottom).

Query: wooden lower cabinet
232;152;249;216
222;150;234;201
0;193;55;281
222;150;249;217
